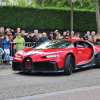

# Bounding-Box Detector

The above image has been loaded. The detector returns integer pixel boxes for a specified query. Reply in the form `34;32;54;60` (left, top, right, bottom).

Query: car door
75;42;85;64
80;42;92;62
75;41;92;65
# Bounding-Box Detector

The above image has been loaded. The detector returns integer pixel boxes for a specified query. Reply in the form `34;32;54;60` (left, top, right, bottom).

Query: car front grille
33;62;57;71
23;57;33;70
23;57;58;72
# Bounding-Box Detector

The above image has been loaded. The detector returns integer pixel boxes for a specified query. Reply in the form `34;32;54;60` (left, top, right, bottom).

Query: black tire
64;55;74;75
22;71;32;75
95;53;100;68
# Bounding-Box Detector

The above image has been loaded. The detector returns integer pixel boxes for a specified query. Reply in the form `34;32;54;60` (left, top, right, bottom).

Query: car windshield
35;40;71;50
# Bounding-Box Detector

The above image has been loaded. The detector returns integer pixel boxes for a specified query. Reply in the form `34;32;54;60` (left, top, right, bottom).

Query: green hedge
0;7;97;31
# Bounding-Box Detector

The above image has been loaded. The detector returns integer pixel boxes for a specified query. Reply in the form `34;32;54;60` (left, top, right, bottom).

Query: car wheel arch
65;53;76;69
64;53;75;75
95;53;100;67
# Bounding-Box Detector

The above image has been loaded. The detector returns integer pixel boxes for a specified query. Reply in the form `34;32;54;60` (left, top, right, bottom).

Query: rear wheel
64;55;74;75
95;53;100;68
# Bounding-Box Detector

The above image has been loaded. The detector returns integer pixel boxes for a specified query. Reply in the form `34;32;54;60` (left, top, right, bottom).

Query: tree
69;0;100;33
96;0;100;33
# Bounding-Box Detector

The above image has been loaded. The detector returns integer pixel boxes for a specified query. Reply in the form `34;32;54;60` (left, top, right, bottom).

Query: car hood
17;48;66;57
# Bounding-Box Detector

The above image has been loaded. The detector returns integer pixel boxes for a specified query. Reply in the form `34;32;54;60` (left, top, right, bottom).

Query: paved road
0;64;11;70
0;66;100;100
10;85;100;100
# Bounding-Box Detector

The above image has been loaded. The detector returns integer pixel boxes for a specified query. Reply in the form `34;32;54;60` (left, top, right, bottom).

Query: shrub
0;7;96;32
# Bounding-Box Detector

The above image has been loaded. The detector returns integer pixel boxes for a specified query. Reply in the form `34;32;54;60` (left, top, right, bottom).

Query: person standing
13;30;25;52
48;32;54;40
0;33;3;48
0;33;4;63
91;31;96;42
2;35;10;64
38;32;48;43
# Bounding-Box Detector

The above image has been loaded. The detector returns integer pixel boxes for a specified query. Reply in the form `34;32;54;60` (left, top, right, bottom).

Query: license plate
24;62;32;69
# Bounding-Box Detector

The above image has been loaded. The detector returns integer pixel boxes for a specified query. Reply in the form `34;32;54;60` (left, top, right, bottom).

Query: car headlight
46;55;57;58
16;55;22;58
15;54;22;59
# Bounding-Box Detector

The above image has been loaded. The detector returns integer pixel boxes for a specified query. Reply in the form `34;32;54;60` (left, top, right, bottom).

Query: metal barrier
0;42;40;64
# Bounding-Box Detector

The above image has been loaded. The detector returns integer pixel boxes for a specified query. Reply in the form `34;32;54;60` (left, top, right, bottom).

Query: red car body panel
95;45;100;53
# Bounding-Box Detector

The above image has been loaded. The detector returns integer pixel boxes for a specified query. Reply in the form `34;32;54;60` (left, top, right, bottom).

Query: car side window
83;43;90;48
74;42;90;48
74;42;84;48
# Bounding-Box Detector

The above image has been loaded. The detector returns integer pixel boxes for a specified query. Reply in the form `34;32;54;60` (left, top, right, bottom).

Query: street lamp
70;0;77;37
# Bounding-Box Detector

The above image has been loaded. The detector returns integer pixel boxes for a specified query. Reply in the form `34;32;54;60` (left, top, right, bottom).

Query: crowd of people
0;26;100;64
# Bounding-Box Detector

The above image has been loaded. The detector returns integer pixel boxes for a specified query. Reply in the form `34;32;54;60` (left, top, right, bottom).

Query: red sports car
12;39;100;75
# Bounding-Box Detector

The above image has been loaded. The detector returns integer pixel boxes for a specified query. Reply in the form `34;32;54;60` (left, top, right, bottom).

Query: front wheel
64;55;74;75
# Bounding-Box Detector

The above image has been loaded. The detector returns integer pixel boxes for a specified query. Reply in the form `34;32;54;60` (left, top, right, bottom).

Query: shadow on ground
14;67;99;77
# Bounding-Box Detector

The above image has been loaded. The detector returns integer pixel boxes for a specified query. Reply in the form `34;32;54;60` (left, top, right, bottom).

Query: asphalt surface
0;65;100;100
10;85;100;100
0;64;11;70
